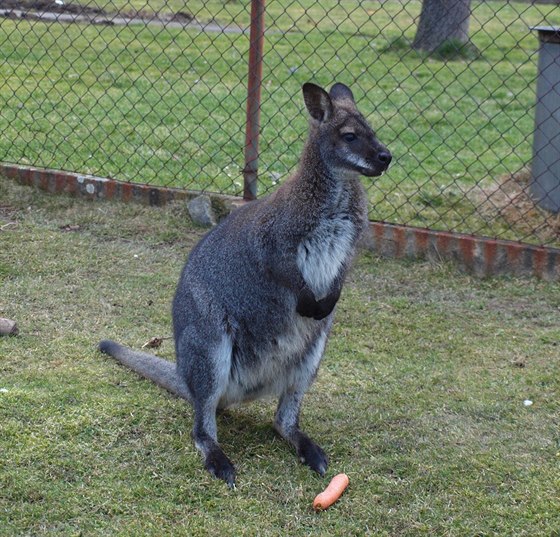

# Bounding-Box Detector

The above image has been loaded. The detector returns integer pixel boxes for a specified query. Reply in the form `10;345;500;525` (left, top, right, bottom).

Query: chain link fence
1;0;559;247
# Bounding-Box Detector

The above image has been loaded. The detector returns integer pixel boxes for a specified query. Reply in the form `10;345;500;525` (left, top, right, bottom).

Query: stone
187;195;216;227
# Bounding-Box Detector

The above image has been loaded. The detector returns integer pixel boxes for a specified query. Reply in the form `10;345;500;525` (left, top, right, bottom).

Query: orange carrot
313;473;349;511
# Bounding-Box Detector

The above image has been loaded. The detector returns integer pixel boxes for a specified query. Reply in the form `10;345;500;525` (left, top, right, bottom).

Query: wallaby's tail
98;340;192;402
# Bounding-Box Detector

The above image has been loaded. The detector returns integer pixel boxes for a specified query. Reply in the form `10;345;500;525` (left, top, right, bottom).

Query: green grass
1;0;559;246
1;178;559;535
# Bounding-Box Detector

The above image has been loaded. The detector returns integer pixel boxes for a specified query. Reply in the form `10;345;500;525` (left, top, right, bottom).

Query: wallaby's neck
289;131;356;206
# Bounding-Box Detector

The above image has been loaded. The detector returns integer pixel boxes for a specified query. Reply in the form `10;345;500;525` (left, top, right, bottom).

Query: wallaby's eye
342;132;357;143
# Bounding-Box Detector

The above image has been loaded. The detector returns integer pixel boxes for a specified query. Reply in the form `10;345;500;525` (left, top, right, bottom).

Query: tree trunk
412;0;472;52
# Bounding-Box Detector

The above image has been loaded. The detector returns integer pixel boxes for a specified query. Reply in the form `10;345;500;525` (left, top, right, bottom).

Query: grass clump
1;178;559;535
432;39;481;61
380;36;413;55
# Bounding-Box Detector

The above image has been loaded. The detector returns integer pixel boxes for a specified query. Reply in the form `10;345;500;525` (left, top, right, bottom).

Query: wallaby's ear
302;83;333;122
329;83;355;103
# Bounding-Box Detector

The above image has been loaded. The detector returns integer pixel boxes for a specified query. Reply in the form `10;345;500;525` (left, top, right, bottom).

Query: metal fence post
531;26;560;214
243;0;266;201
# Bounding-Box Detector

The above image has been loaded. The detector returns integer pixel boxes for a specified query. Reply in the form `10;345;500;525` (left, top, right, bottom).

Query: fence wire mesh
0;0;559;247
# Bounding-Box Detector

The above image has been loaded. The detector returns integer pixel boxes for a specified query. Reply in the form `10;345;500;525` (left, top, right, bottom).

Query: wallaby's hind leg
177;328;236;487
274;390;328;476
192;399;236;488
273;330;329;476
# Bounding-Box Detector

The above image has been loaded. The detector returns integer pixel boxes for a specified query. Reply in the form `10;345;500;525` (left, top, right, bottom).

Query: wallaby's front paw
296;286;319;318
297;436;328;477
312;284;342;320
204;447;236;488
313;295;337;320
297;285;340;320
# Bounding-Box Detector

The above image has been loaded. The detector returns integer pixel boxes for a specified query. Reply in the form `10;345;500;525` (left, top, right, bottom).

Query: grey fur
98;82;391;487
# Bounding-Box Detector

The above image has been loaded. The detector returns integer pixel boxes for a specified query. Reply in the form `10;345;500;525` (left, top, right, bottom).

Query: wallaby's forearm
262;249;308;293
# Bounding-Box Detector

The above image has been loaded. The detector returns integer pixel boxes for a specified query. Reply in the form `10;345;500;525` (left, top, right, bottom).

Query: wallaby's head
302;82;391;178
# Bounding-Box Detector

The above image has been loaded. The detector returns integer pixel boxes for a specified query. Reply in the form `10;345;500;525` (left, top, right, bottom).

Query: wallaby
99;82;391;487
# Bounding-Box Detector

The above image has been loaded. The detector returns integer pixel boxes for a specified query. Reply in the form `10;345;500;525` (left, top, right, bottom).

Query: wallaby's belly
219;313;329;408
175;249;331;409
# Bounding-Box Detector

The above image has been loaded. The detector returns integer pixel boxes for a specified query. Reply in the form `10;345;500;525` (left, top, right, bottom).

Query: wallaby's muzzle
356;141;392;178
364;148;392;177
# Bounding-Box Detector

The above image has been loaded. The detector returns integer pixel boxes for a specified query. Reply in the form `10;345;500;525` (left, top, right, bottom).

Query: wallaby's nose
378;151;392;166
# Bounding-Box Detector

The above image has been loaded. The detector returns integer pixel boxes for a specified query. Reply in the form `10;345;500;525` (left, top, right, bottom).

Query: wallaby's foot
274;422;328;476
204;445;236;488
195;437;236;488
275;390;328;476
193;431;236;488
295;432;328;476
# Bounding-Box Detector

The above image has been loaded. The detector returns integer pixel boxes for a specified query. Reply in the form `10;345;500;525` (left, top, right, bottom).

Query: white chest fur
296;216;356;299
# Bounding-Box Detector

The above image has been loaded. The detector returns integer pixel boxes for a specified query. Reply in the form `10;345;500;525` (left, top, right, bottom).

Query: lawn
1;0;559;246
1;178;559;535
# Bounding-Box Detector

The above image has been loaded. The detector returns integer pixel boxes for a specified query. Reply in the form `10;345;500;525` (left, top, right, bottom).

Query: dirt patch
0;0;196;25
0;0;245;32
473;168;560;247
0;0;103;15
0;203;18;218
0;203;19;231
